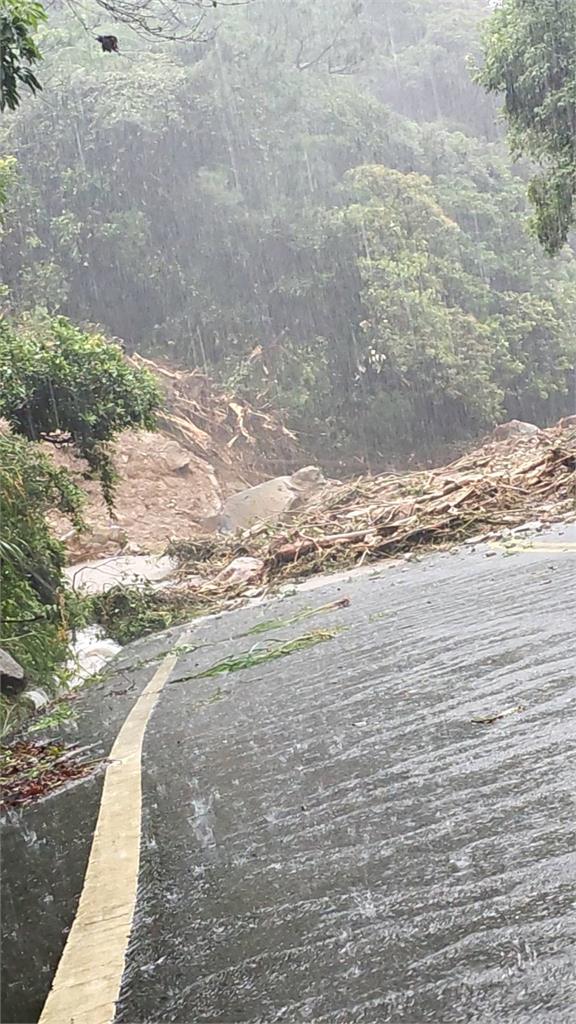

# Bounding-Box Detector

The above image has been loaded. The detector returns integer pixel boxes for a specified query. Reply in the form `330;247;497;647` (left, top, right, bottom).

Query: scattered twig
471;705;525;725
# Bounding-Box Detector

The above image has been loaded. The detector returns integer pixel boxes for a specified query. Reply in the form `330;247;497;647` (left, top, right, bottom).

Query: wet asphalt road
2;530;576;1023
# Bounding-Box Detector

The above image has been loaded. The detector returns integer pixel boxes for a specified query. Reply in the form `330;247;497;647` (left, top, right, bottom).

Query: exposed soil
47;355;300;560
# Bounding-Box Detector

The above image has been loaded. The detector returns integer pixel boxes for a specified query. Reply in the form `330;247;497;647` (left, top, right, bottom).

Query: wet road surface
2;530;576;1023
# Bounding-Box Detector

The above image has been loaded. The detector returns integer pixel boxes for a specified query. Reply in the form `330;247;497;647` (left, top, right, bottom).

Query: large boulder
491;420;541;441
218;466;325;533
0;649;26;697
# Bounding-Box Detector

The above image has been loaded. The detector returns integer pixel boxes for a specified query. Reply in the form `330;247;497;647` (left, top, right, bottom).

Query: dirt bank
47;355;300;559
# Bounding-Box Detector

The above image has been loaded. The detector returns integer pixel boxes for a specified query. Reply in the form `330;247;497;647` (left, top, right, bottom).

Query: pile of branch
172;424;576;597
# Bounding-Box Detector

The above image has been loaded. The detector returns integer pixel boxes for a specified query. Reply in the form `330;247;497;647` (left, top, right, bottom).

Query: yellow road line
39;653;178;1024
491;540;576;553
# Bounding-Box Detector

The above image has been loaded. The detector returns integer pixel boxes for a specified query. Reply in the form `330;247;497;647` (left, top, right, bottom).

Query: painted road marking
491;540;576;553
39;653;178;1024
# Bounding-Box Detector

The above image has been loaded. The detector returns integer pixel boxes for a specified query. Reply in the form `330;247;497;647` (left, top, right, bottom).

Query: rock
67;524;128;561
218;466;326;533
22;689;49;709
512;520;543;535
491;420;540;441
92;524;128;547
123;541;143;555
215;556;265;586
65;554;177;595
121;432;193;478
0;648;26;697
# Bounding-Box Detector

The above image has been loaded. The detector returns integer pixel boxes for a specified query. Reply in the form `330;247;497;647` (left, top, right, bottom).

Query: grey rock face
491;419;540;441
219;466;325;533
0;648;26;697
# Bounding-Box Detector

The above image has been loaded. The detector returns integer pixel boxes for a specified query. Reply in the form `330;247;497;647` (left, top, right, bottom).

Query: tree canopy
1;0;575;463
477;0;576;255
0;0;257;112
0;0;45;111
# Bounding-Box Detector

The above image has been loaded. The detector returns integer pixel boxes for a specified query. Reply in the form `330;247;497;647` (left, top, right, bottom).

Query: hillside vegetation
1;0;575;465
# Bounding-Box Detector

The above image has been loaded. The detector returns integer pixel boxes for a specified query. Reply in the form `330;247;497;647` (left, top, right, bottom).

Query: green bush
0;432;83;687
90;584;189;646
0;312;162;712
0;312;160;506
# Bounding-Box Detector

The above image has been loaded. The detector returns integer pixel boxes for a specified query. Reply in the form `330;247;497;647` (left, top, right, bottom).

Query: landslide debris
48;354;300;559
168;420;576;605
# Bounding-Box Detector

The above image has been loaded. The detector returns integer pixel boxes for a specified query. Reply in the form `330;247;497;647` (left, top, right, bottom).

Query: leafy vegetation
0;312;160;506
89;583;197;645
0;313;159;715
240;598;350;637
0;155;17;220
0;176;160;707
0;431;84;687
26;698;77;732
181;630;341;681
0;736;101;809
1;0;574;464
0;0;234;114
477;0;576;255
0;0;45;112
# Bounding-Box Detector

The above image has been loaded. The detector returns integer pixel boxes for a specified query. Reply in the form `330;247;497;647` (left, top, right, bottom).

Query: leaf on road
240;597;350;637
0;739;102;809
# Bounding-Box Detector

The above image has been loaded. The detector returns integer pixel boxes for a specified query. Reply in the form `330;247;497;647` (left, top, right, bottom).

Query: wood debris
171;423;576;602
130;353;299;477
471;705;525;725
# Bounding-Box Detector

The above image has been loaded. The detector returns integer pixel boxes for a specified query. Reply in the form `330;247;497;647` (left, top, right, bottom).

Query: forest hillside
1;0;576;466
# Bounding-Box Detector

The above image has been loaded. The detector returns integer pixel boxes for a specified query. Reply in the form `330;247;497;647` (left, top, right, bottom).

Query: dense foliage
477;0;576;255
0;431;83;695
1;0;575;463
0;309;160;701
0;314;160;504
90;584;192;645
0;0;45;111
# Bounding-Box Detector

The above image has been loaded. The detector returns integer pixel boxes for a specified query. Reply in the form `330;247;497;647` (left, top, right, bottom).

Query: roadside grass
26;700;78;733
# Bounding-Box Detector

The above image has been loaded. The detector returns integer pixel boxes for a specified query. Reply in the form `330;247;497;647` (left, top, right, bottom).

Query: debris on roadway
170;421;576;607
0;739;103;811
471;705;525;725
170;629;341;684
